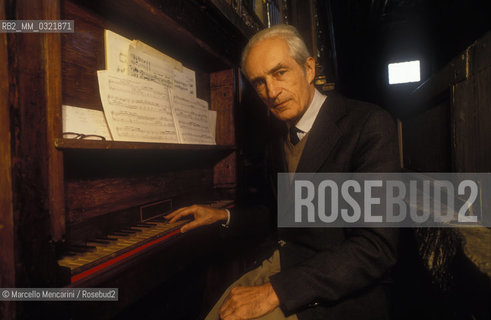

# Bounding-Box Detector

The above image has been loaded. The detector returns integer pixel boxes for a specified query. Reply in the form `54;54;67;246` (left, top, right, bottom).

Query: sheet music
104;30;131;74
195;98;217;140
174;66;196;97
196;98;208;110
131;40;182;71
172;92;216;145
62;105;113;140
97;70;179;143
127;46;175;88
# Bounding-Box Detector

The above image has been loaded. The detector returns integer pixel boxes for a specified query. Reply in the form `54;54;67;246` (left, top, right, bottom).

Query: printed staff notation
108;79;168;100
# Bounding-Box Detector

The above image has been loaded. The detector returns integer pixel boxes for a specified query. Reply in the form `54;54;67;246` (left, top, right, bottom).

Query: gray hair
240;24;312;73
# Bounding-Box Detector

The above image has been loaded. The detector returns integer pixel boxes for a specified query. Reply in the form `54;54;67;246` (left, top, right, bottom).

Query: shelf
55;138;235;152
56;139;236;179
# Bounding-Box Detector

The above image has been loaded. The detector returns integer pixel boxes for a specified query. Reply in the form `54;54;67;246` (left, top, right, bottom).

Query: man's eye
275;70;287;77
253;80;265;88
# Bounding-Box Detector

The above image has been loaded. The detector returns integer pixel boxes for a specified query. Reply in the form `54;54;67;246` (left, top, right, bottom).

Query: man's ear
304;57;316;84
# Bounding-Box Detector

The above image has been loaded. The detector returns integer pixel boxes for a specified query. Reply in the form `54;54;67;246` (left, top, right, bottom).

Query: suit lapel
296;93;346;173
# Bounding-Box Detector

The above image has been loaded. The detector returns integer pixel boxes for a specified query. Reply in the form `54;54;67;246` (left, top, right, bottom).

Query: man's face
244;37;315;125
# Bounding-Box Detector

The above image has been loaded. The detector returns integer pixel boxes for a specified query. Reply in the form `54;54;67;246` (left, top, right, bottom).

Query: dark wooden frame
0;2;16;319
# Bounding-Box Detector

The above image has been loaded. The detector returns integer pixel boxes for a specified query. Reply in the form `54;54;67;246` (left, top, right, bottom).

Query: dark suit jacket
230;92;400;320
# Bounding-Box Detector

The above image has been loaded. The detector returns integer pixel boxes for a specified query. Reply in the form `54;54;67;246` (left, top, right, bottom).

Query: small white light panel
388;60;421;84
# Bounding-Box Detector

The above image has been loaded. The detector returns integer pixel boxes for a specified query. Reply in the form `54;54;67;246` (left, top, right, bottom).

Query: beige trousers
205;250;298;320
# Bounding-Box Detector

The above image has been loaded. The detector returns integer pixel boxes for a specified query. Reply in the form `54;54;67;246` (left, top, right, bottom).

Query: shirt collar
294;88;327;133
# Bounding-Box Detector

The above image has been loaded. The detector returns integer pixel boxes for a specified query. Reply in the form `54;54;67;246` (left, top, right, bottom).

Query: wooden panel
469;31;491;75
452;32;491;172
210;69;236;146
196;71;211;103
44;0;65;242
10;0;65;288
213;152;237;187
453;78;478;172
474;67;491;170
62;0;105;110
453;67;491;172
210;69;237;188
60;145;233;217
66;169;213;224
0;2;16;318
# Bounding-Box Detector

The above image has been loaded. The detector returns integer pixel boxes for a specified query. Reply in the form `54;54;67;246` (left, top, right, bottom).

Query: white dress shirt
290;88;327;141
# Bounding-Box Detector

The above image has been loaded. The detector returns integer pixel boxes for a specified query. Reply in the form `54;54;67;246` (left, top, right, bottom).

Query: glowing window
388;60;421;84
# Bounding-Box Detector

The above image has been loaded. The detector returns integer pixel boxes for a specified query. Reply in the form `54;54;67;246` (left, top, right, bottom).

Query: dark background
316;0;491;118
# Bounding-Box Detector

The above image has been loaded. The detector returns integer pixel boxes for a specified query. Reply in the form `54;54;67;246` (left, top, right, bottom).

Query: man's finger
180;219;206;233
219;303;234;320
164;206;188;219
221;312;241;320
220;303;246;320
219;290;245;319
218;293;232;317
168;207;196;223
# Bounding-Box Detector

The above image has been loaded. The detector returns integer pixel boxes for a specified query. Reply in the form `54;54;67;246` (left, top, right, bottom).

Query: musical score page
172;92;216;145
131;40;182;71
196;98;217;139
97;70;179;143
104;30;131;74
127;46;174;88
174;66;197;97
62;105;113;140
196;98;209;110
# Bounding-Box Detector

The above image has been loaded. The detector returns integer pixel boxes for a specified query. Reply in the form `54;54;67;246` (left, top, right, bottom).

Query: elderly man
167;24;399;320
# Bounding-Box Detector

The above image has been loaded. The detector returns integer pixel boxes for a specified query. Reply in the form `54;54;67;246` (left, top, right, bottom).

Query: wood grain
0;2;16;318
66;169;213;224
214;152;237;187
7;0;68;295
62;0;105;110
453;67;491;172
451;32;491;172
210;69;237;188
44;0;66;242
211;69;236;146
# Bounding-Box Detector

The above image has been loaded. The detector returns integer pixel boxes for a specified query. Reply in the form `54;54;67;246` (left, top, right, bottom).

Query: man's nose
265;79;281;100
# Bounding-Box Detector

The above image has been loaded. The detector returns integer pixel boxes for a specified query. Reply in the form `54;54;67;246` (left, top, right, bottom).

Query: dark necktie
289;126;301;145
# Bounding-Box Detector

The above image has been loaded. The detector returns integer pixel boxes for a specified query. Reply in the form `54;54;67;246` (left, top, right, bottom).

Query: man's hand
164;205;228;233
218;283;280;320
